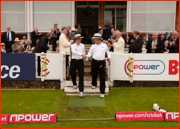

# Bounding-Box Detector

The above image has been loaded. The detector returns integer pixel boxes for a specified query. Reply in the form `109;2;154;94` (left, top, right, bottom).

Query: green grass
1;88;179;128
68;96;105;107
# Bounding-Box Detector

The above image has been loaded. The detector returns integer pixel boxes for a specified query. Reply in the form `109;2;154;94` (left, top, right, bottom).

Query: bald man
31;28;42;47
168;31;179;53
146;33;164;53
50;28;58;51
3;26;15;52
111;30;125;53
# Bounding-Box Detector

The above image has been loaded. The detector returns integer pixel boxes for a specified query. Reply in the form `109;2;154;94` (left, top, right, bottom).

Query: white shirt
71;43;85;59
86;43;110;61
7;31;12;41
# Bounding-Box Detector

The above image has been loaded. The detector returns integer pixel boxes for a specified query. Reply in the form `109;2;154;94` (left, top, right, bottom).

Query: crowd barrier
110;53;179;82
1;53;179;90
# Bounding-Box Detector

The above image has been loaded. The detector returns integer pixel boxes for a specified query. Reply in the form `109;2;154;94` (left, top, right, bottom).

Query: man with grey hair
20;36;28;46
129;31;143;53
146;32;164;53
67;26;71;35
3;25;15;52
33;33;53;53
24;40;32;52
168;31;179;53
111;30;125;53
31;28;42;47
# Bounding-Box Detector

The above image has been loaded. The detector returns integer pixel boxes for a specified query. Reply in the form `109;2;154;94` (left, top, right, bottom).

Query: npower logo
124;59;179;77
8;114;56;124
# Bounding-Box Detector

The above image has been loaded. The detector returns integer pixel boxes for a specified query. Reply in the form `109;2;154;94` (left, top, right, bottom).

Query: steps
64;44;110;96
65;81;109;95
65;79;109;95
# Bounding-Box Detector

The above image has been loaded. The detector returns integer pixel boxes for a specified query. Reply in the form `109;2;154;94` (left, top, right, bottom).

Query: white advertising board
111;53;179;81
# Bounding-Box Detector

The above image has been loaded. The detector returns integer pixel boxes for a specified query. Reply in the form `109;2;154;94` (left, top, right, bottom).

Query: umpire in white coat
70;34;86;98
86;33;111;98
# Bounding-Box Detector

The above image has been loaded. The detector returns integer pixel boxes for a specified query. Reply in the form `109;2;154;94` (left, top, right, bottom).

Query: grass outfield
1;88;179;128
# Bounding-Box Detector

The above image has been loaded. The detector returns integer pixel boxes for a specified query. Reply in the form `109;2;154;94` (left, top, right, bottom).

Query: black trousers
91;59;106;94
70;59;84;92
66;55;69;77
5;41;13;52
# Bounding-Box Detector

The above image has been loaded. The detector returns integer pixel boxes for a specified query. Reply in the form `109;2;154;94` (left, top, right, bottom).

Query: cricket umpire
70;34;86;98
86;33;111;98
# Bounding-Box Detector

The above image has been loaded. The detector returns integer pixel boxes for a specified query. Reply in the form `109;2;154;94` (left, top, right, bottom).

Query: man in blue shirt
1;43;7;53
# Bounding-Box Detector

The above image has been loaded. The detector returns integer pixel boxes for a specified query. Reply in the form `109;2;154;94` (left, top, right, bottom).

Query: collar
136;36;139;39
75;43;81;46
152;39;158;42
118;37;121;40
62;33;66;36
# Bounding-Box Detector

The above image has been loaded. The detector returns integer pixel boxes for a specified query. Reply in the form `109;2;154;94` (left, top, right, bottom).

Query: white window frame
127;1;177;33
104;5;127;34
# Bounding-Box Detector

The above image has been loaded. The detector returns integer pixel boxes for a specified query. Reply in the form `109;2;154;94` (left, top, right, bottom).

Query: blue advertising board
1;53;36;80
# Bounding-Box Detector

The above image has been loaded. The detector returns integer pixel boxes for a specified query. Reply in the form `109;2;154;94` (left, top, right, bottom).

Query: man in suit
24;40;32;52
160;34;166;44
20;36;28;46
111;30;125;53
162;40;169;53
67;26;71;35
105;28;116;52
31;28;41;48
168;31;179;53
146;33;164;53
142;36;147;45
3;26;15;52
12;38;25;53
50;28;57;51
129;31;143;53
128;31;135;45
1;43;8;53
33;33;53;53
102;25;111;40
54;23;61;40
68;28;77;40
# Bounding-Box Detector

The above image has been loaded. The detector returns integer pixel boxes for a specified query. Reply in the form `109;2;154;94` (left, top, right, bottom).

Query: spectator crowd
1;24;179;54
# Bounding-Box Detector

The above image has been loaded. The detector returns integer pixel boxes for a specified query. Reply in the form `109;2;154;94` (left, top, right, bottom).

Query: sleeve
86;46;93;61
106;45;111;58
146;40;152;51
3;32;7;42
60;35;71;47
39;40;49;50
113;39;124;51
83;45;85;55
32;32;38;38
71;45;83;56
174;39;179;49
11;45;18;53
24;44;27;49
12;31;15;41
21;47;25;52
133;39;143;51
157;40;164;51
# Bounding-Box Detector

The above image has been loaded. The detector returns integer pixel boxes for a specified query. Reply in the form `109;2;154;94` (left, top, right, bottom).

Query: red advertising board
116;112;164;121
1;115;9;124
8;114;57;124
164;112;179;121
